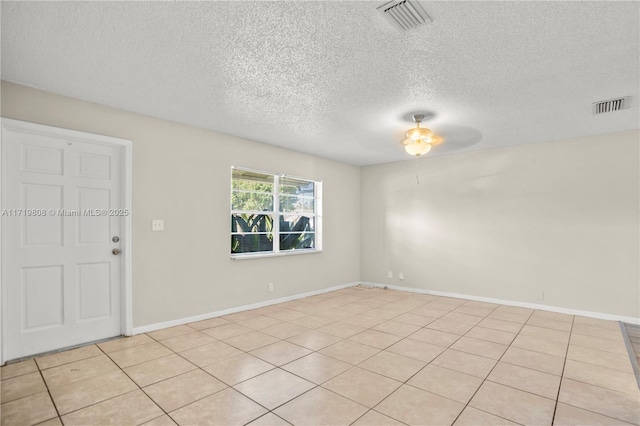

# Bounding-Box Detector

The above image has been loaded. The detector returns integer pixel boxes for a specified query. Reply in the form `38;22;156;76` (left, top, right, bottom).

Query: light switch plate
152;219;164;231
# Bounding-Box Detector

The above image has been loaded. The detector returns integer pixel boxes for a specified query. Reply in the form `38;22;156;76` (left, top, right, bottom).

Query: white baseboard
359;282;640;325
131;282;359;335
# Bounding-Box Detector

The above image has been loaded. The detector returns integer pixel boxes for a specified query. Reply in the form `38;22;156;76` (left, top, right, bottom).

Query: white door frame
0;118;133;364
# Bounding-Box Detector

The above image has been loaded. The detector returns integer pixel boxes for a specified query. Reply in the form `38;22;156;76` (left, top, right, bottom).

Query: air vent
377;0;432;32
593;97;629;114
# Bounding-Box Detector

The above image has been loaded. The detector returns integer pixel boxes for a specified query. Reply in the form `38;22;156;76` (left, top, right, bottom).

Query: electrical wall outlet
388;271;393;278
268;282;274;292
152;219;164;231
536;290;544;300
399;272;404;280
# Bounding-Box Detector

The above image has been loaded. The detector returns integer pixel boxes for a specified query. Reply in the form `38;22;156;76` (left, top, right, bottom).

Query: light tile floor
2;286;639;426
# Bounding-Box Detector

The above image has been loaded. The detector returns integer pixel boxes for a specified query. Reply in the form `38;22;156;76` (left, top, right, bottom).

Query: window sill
231;249;322;260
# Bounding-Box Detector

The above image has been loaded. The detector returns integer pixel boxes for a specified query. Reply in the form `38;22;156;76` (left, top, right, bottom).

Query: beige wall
1;81;361;327
361;131;640;318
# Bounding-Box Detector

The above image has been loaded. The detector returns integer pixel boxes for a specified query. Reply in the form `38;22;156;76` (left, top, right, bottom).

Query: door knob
112;248;121;255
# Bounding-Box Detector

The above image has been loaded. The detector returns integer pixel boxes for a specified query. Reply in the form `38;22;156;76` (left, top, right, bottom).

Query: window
231;167;321;257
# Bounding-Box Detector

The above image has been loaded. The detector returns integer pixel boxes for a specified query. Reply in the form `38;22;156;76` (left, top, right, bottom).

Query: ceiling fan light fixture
404;140;432;156
401;113;442;157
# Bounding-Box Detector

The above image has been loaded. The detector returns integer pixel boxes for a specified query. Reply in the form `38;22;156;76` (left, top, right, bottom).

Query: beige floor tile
450;336;508;360
341;315;386;329
0;391;57;426
234;368;315;409
376;384;464;426
359;351;426;382
144;369;227;412
159;331;217;352
1;371;47;403
365;308;405;320
222;310;260;322
1;359;38;380
36;345;102;370
426;319;476;336
352;410;405;426
511;334;568;357
526;316;572;332
202;323;254;340
238;315;283;330
567;344;634;373
225;331;280;352
408;328;461;347
142;415;178;426
486;310;530;324
98;334;154;354
432;349;496;379
250;341;312;366
501;346;565;376
335;303;372;314
60;389;162;425
487;362;560;399
323;367;401;408
34;417;63;426
453;305;496;318
170;387;267;426
124;353;197;387
348;330;402;349
274;387;368;426
148;325;194;341
558;378;640;425
41;355;118;388
317;321;367;338
408;364;483;404
392;313;435;327
282;353;351;384
453;407;519;426
286;330;342;351
409;306;451;319
372;321;421;337
319;340;380;365
293;315;337;329
109;342;173;368
265;309;309;322
563;359;639;395
316;308;357;321
572;324;624;341
465;326;516;345
519;324;570;344
477;318;523;333
570;333;628;355
247;412;291;426
203;353;274;385
261;322;308;339
187;317;230;330
554;402;635;425
179;341;244;367
573;316;620;330
385;339;444;363
530;310;573;323
469;381;555;425
49;370;137;415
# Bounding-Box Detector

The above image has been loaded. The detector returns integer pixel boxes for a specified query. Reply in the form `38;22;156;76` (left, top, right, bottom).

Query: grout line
35;361;62;424
551;314;575;425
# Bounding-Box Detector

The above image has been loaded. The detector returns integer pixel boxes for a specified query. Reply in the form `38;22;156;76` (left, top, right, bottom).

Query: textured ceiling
1;1;638;165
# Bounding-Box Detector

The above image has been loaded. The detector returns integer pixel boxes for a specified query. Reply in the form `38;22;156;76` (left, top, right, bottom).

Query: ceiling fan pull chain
416;156;420;185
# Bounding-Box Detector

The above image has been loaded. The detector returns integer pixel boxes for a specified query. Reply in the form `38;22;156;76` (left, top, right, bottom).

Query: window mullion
274;175;280;253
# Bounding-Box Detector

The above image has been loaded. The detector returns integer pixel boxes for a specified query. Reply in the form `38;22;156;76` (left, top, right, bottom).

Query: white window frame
230;166;322;259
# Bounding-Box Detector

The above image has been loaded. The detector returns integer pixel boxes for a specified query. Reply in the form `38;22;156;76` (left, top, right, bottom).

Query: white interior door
2;119;129;361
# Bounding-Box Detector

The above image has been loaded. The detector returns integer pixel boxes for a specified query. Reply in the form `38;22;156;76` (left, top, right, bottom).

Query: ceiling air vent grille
377;0;432;32
593;97;628;114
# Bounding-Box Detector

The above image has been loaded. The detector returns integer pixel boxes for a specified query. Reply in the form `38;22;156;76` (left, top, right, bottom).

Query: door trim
0;118;133;364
